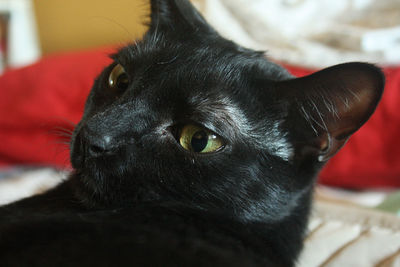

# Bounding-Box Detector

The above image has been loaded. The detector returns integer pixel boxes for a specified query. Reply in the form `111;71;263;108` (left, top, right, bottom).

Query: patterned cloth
0;167;65;205
196;0;400;68
298;200;400;267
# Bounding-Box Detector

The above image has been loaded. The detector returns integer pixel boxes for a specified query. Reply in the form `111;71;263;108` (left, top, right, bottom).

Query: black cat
0;0;384;266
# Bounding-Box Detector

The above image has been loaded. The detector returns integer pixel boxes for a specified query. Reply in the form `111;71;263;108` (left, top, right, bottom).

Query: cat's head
70;0;384;222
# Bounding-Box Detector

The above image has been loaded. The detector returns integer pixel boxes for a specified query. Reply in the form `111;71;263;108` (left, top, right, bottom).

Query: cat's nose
88;135;113;156
70;125;119;168
82;126;115;157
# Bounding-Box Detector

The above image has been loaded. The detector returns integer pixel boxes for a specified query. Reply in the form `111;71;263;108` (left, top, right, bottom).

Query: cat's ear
277;63;384;162
149;0;214;35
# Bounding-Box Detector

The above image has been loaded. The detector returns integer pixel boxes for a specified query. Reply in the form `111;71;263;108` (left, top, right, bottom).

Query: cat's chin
69;163;120;208
70;164;162;209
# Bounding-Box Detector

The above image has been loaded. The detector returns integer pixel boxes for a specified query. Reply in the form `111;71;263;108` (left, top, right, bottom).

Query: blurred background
0;0;148;72
1;0;399;72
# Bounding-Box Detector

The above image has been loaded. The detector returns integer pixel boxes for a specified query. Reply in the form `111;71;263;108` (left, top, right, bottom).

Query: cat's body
1;179;308;266
0;0;384;266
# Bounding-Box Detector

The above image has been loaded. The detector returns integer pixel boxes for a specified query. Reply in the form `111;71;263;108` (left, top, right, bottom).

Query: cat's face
70;0;383;222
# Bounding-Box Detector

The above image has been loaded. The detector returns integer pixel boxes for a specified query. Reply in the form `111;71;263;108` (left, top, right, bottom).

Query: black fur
0;0;384;266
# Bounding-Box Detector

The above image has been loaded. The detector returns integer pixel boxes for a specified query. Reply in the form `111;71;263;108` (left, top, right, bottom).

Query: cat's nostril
88;144;108;156
86;134;114;157
81;125;115;157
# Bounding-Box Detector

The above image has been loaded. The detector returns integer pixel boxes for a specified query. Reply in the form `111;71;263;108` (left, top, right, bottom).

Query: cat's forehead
111;34;293;160
115;36;262;113
116;32;291;83
114;34;289;109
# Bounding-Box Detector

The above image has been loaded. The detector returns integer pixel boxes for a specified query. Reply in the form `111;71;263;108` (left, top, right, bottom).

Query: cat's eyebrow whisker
129;39;142;57
89;16;133;41
156;55;179;65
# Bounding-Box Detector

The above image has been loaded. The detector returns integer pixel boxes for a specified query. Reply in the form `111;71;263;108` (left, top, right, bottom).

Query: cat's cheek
70;128;85;169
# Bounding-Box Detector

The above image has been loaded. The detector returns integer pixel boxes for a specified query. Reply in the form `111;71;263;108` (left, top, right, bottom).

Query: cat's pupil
116;73;129;91
191;131;208;152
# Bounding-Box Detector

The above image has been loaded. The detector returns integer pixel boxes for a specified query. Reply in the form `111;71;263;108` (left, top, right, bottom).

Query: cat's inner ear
277;63;384;162
149;0;214;35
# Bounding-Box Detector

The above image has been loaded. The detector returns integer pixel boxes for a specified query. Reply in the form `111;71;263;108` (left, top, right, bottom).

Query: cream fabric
196;0;400;68
298;200;400;267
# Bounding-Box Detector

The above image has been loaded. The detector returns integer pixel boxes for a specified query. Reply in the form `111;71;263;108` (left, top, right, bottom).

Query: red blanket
1;48;399;188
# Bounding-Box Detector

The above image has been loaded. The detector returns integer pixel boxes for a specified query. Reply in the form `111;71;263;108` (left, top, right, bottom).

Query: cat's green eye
179;125;224;153
108;64;129;92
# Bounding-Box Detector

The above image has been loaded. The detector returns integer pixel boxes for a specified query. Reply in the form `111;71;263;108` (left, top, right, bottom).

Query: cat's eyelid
110;54;129;71
112;60;126;70
185;114;234;142
112;46;139;68
173;120;213;136
110;53;122;65
199;122;224;139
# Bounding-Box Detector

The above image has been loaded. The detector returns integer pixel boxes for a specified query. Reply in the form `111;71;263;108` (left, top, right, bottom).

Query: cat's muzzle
71;125;121;169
